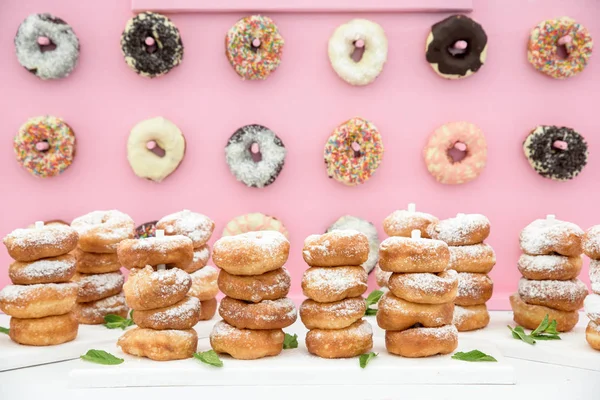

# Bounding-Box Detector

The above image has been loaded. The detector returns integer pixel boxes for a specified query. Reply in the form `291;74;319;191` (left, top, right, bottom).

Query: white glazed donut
127;117;186;182
328;19;388;86
585;294;600;324
326;215;379;273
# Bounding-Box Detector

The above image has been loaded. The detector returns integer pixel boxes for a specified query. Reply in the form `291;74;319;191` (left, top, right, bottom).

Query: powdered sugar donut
510;293;579;332
590;260;600;295
156;210;214;248
376;291;454;331
326;215;379;273
199;298;218;321
375;264;392;288
219;296;297;330
72;271;124;303
423;122;487;185
427;213;490;246
300;297;366;330
3;224;78;262
519;217;584;257
383;208;438;238
586;321;600;351
189;266;219;301
584;294;600;324
185;245;211;273
74;292;128;325
210;320;284;360
222;212;289;238
133;296;201;330
71;210;135;254
378;236;450;273
388;270;457;304
73;249;121;274
117;235;194;270
583;225;600;259
225;125;286;188
123;266;191;311
302;266;367;303
455;272;493;306
518;278;587;311
385;324;458;358
518;254;582;281
328;19;387;86
218;267;290;303
303;230;369;267
306;319;373;359
118;328;197;361
448;243;496;273
453;304;489;331
9;254;76;285
0;282;78;318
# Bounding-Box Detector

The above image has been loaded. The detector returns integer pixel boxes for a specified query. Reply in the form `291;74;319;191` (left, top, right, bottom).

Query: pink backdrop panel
0;0;599;309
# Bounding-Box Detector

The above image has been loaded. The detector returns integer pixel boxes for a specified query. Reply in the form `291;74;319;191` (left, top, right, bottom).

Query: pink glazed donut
423;121;487;185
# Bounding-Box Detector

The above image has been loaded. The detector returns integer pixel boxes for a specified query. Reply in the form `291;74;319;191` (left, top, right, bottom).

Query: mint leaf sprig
194;350;223;367
508;314;561;345
452;350;497;362
103;314;134;330
359;352;378;368
283;333;298;349
80;349;124;365
364;290;383;316
0;326;9;335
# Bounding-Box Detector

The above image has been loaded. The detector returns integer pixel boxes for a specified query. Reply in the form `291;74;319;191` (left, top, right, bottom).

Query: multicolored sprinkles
527;17;593;79
14;116;75;178
324;117;384;186
225;15;284;80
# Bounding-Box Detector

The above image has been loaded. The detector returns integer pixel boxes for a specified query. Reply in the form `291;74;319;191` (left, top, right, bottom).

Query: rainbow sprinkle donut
528;17;593;79
324;117;384;186
14;116;76;178
225;15;284;80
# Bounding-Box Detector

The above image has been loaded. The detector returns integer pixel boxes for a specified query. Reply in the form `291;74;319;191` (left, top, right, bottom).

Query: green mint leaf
530;314;550;336
283;333;298;349
103;314;134;330
365;290;384;307
530;334;561;341
193;350;223;367
545;320;559;335
0;326;9;335
359;352;378;368
451;350;497;362
365;308;378;316
130;310;135;319
507;325;536;345
80;349;124;365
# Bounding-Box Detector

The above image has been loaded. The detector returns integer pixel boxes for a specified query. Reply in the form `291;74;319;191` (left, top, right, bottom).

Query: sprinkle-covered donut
225;15;284;80
15;13;80;80
225;125;286;188
324;117;384;186
523;125;588;181
121;12;183;78
423;121;487;185
135;221;157;239
222;213;289;238
328;19;388;86
326;215;379;274
127;117;186;182
425;15;488;80
14;116;76;178
528;17;593;80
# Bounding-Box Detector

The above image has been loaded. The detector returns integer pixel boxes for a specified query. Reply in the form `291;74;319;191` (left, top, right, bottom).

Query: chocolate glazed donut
426;15;488;79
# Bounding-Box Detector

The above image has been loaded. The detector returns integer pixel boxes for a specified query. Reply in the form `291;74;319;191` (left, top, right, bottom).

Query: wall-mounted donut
121;12;184;78
527;17;593;79
226;15;284;80
425;15;488;80
127;117;186;182
15;13;80;80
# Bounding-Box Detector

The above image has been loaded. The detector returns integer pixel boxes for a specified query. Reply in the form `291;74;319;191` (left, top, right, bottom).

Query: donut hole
143;35;159;54
447;39;469;58
447;142;468;163
349;141;362;158
249;142;262;162
147;141;166;158
556;44;569;60
35;140;51;153
39;41;57;53
351;41;366;62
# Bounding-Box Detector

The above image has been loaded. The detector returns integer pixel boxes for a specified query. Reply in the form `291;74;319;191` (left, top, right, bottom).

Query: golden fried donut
123;266;191;311
156;210;215;248
218;267;290;303
3;224;78;262
117;236;194;270
300;297;366;329
519;217;584;257
72;248;121;274
302;266;367;302
9;254;76;285
583;225;600;259
586;321;600;351
188;266;219;301
518;278;587;311
509;293;579;332
388;270;457;304
453;304;490;331
306;319;373;359
427;214;491;246
385;324;458;358
213;231;289;275
71;210;135;253
302;230;369;267
375;264;392;288
74;292;128;324
9;313;78;346
118;327;198;361
379;236;450;273
383;209;438;238
72;271;124;303
376;292;454;331
448;244;496;273
199;298;218;320
210;320;284;360
0;282;77;318
518;254;582;281
184;245;210;273
133;296;201;330
455;272;493;306
219;296;297;329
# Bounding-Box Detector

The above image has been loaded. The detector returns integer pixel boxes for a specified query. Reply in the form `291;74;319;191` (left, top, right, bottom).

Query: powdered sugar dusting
191;265;218;280
302;297;365;317
144;296;200;325
457;273;492;298
0;282;77;302
449;244;495;268
384;210;437;235
518;254;579;272
452;305;475;325
427;214;490;245
214;230;288;256
157;210;214;245
303;267;366;293
4;224;76;247
327;216;379;273
129;235;192;253
77;292;127;319
408;324;458;340
11;257;75;279
71;210;134;240
396;270;457;294
518;277;587;302
193;246;210;263
379;292;450;324
375;264;392;287
310;319;372;340
584;225;600;257
520;218;583;255
590;260;600;294
74;271;124;294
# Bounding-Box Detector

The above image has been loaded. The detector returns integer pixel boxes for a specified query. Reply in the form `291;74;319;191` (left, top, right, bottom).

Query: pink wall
1;0;599;309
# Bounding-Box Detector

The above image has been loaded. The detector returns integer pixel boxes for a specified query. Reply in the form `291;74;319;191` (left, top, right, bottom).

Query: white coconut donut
326;215;379;273
127;117;186;182
328;19;388;86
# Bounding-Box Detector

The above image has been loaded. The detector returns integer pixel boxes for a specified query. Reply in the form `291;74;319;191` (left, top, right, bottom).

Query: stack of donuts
210;231;297;360
377;229;458;358
512;215;587;332
582;225;600;350
0;222;79;345
70;211;134;324
427;213;495;331
156;210;217;321
300;230;373;358
116;212;206;361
